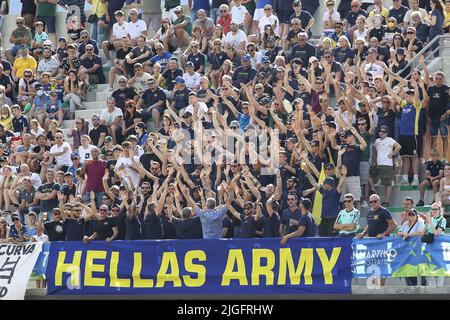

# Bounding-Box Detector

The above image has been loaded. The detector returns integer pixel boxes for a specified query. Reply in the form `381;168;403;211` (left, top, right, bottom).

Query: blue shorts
36;15;56;33
430;119;448;137
10;44;29;56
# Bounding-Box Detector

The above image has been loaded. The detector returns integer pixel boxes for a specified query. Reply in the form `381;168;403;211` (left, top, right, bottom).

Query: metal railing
396;34;450;79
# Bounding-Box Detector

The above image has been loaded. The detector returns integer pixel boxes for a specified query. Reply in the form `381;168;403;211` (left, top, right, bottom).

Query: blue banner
352;236;450;278
31;243;51;278
45;238;353;295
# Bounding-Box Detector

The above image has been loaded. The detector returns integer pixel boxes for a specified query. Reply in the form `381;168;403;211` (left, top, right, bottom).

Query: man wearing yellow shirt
368;0;389;23
12;45;37;82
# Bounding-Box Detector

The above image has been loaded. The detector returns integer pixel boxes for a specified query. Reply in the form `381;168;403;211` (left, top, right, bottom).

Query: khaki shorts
340;176;362;202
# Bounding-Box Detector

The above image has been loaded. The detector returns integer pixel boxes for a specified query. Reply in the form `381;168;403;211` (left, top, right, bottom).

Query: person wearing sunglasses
334;193;360;237
370;125;401;206
397;208;426;286
8;213;29;243
83;204;119;244
12;45;37;84
79;43;105;85
37;208;66;242
357;194;397;240
5;17;32;64
77;30;99;57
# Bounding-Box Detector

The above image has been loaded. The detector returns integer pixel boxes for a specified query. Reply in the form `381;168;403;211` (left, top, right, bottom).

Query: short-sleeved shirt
64;217;86;241
336;208;360;235
260;212;281;237
427;85;449;120
100;107;123;125
367;207;393;237
399;220;425;236
239;214;258;238
281;207;302;234
85;160;107;192
44;220;66;241
38;182;60;213
298;213;316;237
173;15;193;35
171;216;203;239
426;160;444;177
399;100;422;136
9;224;29;241
141;88;167;109
319;186;341;218
127;20;147;39
111;87;138;111
342;144;362;176
94;217;116;240
426;216;447;234
195;205;228;239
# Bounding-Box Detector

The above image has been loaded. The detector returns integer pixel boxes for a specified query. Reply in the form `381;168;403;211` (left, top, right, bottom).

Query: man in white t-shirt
128;63;152;95
100;97;123;145
47;132;72;171
116;141;141;189
371;125;401;206
224;21;248;52
126;8;148;46
257;5;280;36
230;0;251;29
102;10;128;67
183;61;201;91
185;92;209;121
362;48;384;80
403;0;428;27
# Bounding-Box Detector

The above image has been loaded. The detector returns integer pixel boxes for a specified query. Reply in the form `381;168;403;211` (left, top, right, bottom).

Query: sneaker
104;87;113;92
411;178;419;186
399;176;409;185
103;61;112;67
361;201;369;207
416;200;425;207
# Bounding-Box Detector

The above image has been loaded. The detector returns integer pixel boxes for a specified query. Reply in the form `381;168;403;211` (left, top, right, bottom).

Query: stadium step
74;109;101;120
86;91;112;102
82;101;105;110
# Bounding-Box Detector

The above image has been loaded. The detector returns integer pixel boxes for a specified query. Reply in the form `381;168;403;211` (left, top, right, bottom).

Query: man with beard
59;193;94;241
83;205;119;244
111;76;139;112
38;208;66;241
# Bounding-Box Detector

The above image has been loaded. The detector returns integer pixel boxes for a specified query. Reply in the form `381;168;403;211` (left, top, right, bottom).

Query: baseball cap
262;56;270;63
11;213;20;221
71;151;80;159
293;0;301;5
185;61;194;68
324;163;335;170
241;54;251;61
230;120;239;128
260;97;271;105
128;135;138;142
104;136;113;143
309;56;318;63
43;40;52;47
405;88;415;95
183;111;193;117
231;20;239;25
19;44;28;50
323;177;336;187
174;76;185;84
58;36;67;42
344;129;354;137
368;47;377;54
258;72;266;78
244;201;254;208
397;48;405;55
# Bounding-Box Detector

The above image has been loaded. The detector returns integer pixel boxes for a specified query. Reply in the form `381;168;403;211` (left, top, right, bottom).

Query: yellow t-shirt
91;0;107;17
445;12;450;28
0;116;13;131
13;56;37;79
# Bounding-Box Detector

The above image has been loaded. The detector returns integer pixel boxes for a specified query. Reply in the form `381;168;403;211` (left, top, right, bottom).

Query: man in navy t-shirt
306;166;347;236
280;198;316;244
357;194;397;239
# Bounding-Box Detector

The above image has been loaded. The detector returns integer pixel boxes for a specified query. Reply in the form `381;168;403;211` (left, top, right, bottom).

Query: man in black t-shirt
35;169;60;218
89;114;110;148
38;208;66;242
261;197;281;237
105;36;133;91
111;76;139;112
83;205;118;243
280;198;316;244
168;206;203;239
425;71;449;158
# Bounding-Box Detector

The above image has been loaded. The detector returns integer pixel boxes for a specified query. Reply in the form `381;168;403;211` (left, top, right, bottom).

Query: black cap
344;129;354;137
11;213;20;221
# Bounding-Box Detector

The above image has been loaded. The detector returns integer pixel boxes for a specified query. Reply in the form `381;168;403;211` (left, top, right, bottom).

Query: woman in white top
323;0;340;36
29;119;46;142
353;16;369;45
423;202;447;286
78;134;96;164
